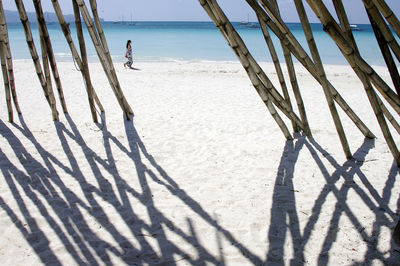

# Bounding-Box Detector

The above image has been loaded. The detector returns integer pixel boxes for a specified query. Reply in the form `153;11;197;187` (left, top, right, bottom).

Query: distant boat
239;14;259;28
350;24;361;31
247;22;260;28
240;14;250;25
128;12;136;26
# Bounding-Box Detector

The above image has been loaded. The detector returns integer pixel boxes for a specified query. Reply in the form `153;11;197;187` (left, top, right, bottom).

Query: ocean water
5;21;397;66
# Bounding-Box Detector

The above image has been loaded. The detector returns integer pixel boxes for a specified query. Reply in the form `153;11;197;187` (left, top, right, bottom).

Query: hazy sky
3;0;400;23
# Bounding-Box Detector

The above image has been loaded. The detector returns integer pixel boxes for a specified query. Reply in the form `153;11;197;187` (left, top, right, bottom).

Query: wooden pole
202;0;300;128
269;0;309;135
35;5;54;119
378;96;400;135
360;70;400;165
207;0;307;132
39;28;53;119
50;0;104;113
245;56;294;140
270;0;314;137
326;0;400;165
257;13;312;136
88;0;117;73
371;0;400;39
366;6;400;97
362;0;400;63
305;0;400;116
294;0;351;158
88;0;134;116
72;0;97;123
247;0;375;139
0;0;20;114
257;0;400;114
0;33;12;122
74;0;133;119
33;0;67;113
256;14;288;101
281;48;301;133
200;0;293;139
14;0;58;121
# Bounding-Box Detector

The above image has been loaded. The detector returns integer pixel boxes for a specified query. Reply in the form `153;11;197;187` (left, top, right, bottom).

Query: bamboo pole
36;7;54;119
329;0;400;165
72;0;97;123
88;0;133;116
371;0;400;40
73;2;122;99
362;0;400;63
281;47;300;133
14;0;58;120
204;0;299;127
256;0;400;115
84;0;118;112
378;96;400;135
360;70;400;165
207;0;307;132
39;30;53;119
4;36;19;115
200;0;293;139
247;0;375;139
269;0;309;135
294;0;351;158
0;33;12;122
366;5;400;97
257;13;311;136
74;0;133;119
305;0;400;115
256;15;288;100
88;0;117;74
50;0;104;113
79;0;132;117
244;54;293;140
261;0;298;133
271;0;313;137
33;0;67;113
0;0;20;114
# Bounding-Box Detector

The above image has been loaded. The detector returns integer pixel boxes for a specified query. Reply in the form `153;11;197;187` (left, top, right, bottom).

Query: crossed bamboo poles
0;0;133;124
199;0;400;165
1;0;400;165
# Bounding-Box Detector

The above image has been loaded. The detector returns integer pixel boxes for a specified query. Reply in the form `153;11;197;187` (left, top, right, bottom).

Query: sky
3;0;400;24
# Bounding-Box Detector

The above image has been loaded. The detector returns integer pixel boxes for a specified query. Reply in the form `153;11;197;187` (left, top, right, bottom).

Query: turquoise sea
5;21;397;66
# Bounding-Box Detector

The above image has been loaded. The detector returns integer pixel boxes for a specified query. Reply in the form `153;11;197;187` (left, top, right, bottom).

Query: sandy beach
0;60;399;265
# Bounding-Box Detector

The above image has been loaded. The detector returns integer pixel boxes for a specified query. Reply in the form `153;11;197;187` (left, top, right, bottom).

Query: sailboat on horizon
128;12;136;26
240;14;250;25
113;14;123;24
239;14;259;28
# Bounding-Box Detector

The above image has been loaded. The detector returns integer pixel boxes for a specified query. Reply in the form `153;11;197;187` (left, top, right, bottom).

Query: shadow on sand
0;116;399;265
266;133;400;265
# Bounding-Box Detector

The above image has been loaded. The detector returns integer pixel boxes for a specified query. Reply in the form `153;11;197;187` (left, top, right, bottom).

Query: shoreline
10;57;398;68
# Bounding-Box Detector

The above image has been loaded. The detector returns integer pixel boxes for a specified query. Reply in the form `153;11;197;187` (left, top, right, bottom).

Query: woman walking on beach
124;40;133;69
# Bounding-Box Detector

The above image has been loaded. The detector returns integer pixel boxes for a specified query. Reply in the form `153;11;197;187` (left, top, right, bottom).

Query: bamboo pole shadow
1;115;398;264
266;134;400;265
122;114;266;265
0;115;244;265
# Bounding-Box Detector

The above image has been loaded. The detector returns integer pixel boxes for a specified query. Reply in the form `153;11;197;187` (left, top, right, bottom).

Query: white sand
0;60;399;265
